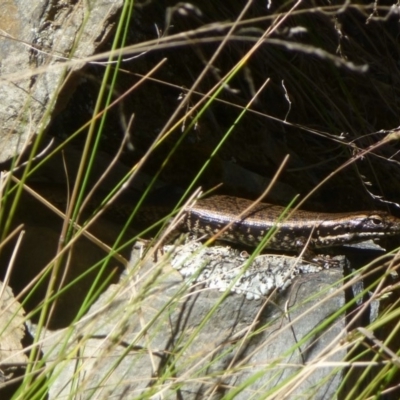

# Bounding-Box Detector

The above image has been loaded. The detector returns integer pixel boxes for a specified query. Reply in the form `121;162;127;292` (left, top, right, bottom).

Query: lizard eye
369;215;383;225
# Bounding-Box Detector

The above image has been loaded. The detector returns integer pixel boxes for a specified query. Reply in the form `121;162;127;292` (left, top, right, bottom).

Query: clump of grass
2;1;400;399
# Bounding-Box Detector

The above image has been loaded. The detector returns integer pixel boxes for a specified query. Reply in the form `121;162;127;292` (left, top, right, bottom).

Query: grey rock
0;0;122;162
32;241;346;399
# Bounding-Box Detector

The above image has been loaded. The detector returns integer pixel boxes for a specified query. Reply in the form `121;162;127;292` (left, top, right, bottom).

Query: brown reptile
181;195;400;251
24;183;400;252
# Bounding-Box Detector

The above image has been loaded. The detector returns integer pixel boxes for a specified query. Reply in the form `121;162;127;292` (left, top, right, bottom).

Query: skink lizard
182;195;400;250
24;183;400;251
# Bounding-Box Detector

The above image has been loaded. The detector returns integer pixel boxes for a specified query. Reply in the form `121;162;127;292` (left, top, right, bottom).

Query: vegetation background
2;1;400;398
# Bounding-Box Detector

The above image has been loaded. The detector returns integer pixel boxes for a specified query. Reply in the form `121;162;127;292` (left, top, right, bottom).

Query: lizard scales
28;184;400;251
183;195;400;250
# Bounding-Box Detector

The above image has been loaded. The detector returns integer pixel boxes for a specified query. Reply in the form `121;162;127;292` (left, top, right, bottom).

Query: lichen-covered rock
166;242;340;300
